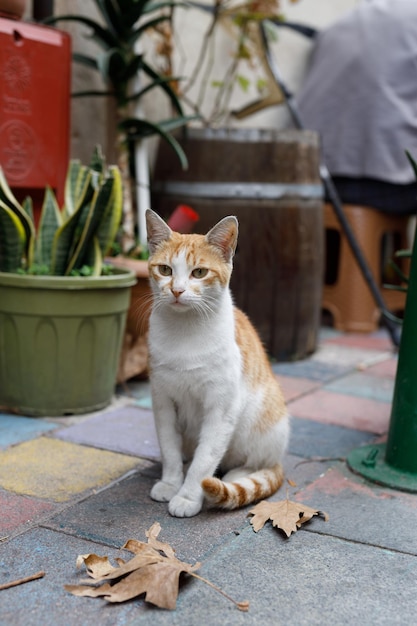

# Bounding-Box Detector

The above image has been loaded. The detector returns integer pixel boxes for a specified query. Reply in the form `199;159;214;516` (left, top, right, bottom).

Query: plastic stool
322;203;409;332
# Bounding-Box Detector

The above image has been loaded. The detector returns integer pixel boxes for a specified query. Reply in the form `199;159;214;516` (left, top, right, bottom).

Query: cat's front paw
150;480;180;502
168;494;203;518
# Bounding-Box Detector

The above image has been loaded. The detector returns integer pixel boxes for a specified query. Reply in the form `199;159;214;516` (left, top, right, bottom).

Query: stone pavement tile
44;454;346;566
322;331;393;352
277;375;321;403
293;461;417;555
138;524;417;626
365;356;398;379
0;527;148;626
288;389;391;434
318;326;342;341
2;523;415;626
116;380;152;410
0;490;58;536
117;379;151;398
53;406;160;460
0;438;145;502
133;396;153;410
45;466;249;562
284;454;334;490
324;371;394;403
311;343;391;369
272;360;351;382
0;414;56;449
289;417;376;459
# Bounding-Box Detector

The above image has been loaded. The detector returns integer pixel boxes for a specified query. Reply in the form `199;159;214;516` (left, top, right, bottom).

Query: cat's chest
150;328;242;405
149;313;239;370
151;342;239;387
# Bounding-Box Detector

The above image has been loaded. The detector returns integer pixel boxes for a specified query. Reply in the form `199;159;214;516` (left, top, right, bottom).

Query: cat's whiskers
194;298;218;321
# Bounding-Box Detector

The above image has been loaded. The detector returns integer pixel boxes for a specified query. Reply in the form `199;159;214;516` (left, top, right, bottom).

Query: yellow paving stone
0;438;145;502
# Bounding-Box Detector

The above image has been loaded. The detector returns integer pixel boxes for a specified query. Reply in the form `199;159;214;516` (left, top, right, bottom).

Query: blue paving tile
134;396;153;410
0;414;56;449
318;326;343;341
45;468;250;561
52;405;160;460
324;372;394;403
0;527;147;625
116;380;152;409
289;416;376;459
272;360;351;382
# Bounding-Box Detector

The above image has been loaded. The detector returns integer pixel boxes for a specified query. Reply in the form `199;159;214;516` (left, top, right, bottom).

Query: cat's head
145;209;238;314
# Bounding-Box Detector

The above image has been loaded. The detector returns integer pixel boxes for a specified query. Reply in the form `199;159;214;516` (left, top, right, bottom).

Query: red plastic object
167;204;199;233
0;18;71;222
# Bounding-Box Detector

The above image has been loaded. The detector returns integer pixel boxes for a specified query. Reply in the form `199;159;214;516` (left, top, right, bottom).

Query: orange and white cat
146;208;289;518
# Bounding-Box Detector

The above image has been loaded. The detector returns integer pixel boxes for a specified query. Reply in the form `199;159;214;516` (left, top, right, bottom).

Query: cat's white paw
150;480;180;502
168;494;202;518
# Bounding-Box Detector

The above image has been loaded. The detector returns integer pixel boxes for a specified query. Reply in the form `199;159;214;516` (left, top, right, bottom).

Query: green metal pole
385;237;417;473
347;221;417;491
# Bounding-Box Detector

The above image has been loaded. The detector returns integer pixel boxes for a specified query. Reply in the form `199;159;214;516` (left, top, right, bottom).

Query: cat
145;208;290;518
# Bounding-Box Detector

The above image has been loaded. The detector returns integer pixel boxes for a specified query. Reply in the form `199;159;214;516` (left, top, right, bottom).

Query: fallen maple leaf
65;522;249;612
248;499;329;537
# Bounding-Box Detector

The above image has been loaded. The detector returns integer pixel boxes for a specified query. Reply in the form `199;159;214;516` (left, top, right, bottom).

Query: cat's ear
146;209;172;254
206;216;238;262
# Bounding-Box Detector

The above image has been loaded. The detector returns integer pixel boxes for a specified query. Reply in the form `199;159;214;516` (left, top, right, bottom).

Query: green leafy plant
45;0;196;250
173;0;288;125
0;148;122;277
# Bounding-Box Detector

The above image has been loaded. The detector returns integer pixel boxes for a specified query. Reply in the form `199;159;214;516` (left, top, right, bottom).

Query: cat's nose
171;288;185;298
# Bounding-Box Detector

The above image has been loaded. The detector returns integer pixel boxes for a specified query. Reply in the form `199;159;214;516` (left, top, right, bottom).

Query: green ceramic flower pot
0;269;136;416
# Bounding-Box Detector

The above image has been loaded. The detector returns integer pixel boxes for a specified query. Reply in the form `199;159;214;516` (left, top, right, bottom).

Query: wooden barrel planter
152;128;324;361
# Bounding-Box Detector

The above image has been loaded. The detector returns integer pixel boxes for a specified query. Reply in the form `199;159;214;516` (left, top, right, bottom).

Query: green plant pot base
347;443;417;493
0;270;136;416
12;399;110;418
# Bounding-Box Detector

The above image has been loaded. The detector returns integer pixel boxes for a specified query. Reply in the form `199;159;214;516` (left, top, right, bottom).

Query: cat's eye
158;264;172;276
192;268;208;279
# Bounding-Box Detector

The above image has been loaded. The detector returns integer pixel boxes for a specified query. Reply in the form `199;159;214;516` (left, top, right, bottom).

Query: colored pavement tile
0;527;147;625
116;380;152;409
0;414;56;449
2;487;414;626
311;343;391;369
277;375;321;403
180;521;417;626
288;389;391;434
289;417;376;459
272;359;351;382
3;520;416;626
321;331;394;352
0;438;144;502
44;465;249;561
0;489;58;536
365;356;398;379
292;462;417;555
53;406;160;460
324;371;395;403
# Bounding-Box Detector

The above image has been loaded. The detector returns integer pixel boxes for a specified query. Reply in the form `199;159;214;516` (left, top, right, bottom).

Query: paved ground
0;326;416;625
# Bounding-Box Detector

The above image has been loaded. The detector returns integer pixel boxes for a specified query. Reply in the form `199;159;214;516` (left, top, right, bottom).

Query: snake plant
0;147;122;276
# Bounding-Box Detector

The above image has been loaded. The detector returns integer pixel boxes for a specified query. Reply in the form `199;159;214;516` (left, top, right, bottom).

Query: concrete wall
51;0;359;164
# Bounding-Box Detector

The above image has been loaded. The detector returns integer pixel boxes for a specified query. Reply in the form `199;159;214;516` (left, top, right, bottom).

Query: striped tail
201;464;284;510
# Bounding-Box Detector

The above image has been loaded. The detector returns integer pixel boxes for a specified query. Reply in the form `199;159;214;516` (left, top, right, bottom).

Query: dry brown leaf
248;499;329;537
65;521;249;612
